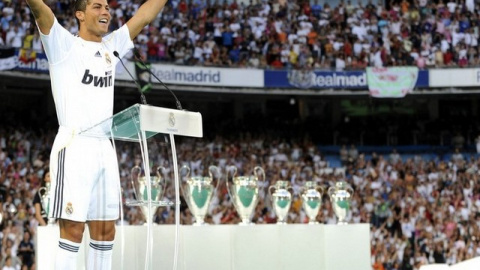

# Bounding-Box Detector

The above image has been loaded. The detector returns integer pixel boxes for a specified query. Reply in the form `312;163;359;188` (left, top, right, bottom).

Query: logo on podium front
169;113;175;127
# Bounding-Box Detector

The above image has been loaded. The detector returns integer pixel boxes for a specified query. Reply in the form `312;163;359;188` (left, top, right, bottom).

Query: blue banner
13;51;49;73
417;70;428;87
265;70;429;89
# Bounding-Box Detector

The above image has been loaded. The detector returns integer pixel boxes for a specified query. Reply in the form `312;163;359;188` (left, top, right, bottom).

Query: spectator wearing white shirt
389;17;402;36
447;0;457;13
229;18;241;38
451;28;465;47
193;40;204;65
440;35;450;53
5;24;24;48
333;38;344;52
160;22;173;39
335;53;346;71
258;0;271;17
351;20;367;41
372;47;383;67
287;30;299;45
353;38;363;56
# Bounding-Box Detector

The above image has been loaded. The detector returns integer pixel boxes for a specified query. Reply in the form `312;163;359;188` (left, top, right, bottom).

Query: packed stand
2;0;480;70
1;125;480;269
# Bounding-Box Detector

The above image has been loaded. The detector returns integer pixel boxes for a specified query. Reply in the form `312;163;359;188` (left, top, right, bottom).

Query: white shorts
49;127;120;222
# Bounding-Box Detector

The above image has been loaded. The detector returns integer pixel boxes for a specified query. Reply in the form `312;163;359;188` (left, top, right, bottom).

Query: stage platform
36;223;371;270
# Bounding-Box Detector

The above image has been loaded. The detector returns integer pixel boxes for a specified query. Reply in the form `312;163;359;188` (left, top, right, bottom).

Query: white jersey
41;18;133;131
39;18;133;221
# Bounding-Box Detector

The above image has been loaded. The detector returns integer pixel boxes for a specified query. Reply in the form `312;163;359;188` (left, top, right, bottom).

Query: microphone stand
114;51;147;105
133;49;183;111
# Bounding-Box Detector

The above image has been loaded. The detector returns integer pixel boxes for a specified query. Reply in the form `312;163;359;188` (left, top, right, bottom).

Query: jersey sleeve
39;18;75;65
103;23;134;59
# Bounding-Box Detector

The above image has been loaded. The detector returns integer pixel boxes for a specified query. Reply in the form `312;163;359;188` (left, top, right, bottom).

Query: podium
78;104;202;140
79;104;203;269
36;223;371;270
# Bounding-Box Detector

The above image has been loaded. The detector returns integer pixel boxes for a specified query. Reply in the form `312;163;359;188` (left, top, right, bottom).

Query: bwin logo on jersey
81;69;112;87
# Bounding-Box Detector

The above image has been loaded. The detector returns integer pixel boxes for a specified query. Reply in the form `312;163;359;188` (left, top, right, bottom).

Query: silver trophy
268;180;293;224
38;183;56;225
180;165;220;226
328;181;354;225
300;181;324;224
128;165;170;224
227;166;265;225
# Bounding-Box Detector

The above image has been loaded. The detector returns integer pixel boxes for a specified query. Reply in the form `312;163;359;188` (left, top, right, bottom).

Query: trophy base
125;200;174;207
238;220;254;226
337;221;349;225
308;221;319;225
143;222;158;226
276;220;288;225
192;221;208;226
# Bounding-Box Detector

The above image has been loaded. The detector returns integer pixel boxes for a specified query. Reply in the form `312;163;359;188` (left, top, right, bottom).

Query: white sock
87;239;114;270
56;238;81;270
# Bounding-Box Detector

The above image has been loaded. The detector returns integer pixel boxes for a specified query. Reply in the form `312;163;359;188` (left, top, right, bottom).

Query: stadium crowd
2;0;480;69
1;0;480;269
1;124;480;270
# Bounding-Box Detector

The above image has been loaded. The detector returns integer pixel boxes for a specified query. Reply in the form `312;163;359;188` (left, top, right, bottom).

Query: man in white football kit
26;0;168;268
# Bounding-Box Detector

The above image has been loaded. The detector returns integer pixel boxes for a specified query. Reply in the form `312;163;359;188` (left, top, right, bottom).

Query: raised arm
126;0;168;40
26;0;54;35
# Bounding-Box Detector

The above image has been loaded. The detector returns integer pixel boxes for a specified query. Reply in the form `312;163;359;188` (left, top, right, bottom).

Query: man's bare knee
88;220;116;241
59;219;86;243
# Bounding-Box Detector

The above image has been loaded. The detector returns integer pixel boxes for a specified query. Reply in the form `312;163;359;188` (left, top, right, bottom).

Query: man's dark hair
73;0;89;29
74;0;88;12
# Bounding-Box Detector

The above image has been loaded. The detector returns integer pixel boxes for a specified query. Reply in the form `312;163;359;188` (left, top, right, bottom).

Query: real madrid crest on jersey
105;52;111;66
65;202;74;215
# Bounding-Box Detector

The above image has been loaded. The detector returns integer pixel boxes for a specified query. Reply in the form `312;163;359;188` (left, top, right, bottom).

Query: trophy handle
253;166;265;182
227;166;237;179
157;166;168;200
179;165;191;179
327;186;335;198
347;186;354;197
208;165;221;191
268;185;276;197
225;165;237;189
317;185;325;195
225;166;237;200
131;165;143;201
179;165;190;199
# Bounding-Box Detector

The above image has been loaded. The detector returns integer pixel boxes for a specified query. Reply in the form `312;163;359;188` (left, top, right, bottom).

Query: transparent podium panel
79;104;150;141
76;103;203;270
79;104;203;141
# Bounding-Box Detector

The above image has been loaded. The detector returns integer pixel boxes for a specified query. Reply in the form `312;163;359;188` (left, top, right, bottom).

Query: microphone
133;48;183;110
113;51;147;105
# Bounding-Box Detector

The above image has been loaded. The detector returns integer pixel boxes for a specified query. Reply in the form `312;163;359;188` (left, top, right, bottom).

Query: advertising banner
13;51;49;73
429;68;480;87
146;63;264;88
264;70;367;89
0;47;17;71
265;69;428;90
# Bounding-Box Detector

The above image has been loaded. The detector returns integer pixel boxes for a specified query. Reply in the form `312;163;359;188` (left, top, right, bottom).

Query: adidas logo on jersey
81;69;112;87
94;51;101;57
